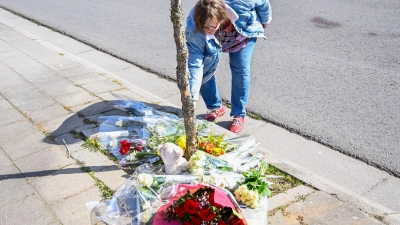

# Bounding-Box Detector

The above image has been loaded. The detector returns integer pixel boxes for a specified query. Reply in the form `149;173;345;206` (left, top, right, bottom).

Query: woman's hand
262;23;270;29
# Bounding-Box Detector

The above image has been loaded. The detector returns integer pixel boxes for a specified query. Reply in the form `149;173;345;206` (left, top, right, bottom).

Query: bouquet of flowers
234;162;271;209
160;186;247;225
189;150;233;176
197;132;235;156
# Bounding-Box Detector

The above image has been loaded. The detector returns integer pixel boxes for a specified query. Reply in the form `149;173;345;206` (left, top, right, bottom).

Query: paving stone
95;165;130;190
13;41;50;55
0;27;33;45
1;53;39;71
115;66;178;100
268;185;315;211
305;202;381;225
31;74;72;89
0;193;58;225
82;79;124;94
2;86;56;111
35;53;80;72
71;149;115;172
19;23;62;41
42;35;93;55
76;49;132;73
42;83;86;98
364;176;400;212
0;108;25;126
66;72;107;85
40;113;85;137
0;150;35;208
57;66;94;77
0;76;34;93
14;146;75;181
31;164;95;205
0;120;38;144
22;67;59;82
54;133;86;153
387;214;400;225
50;186;102;225
0;62;20;84
285;191;337;214
283;192;382;225
268;210;291;225
26;103;70;124
55;91;100;108
0;131;54;160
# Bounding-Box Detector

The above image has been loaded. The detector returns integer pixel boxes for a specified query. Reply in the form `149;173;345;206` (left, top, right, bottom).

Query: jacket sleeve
254;0;272;25
186;35;205;100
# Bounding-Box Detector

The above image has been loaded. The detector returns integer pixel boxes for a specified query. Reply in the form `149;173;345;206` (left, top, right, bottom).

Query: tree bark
170;0;198;160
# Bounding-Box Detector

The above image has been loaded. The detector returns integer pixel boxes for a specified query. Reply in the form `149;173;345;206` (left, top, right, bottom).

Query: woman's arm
186;36;205;100
254;0;272;26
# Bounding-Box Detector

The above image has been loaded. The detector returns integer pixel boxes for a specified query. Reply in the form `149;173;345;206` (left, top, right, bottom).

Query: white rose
190;168;204;176
139;209;152;222
251;201;260;209
193;159;205;168
137;173;153;187
115;120;123;127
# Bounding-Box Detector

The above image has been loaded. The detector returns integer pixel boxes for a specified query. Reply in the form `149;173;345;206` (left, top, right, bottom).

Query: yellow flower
175;135;186;152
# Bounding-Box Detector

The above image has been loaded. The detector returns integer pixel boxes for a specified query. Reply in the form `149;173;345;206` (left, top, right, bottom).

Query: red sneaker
229;116;244;134
204;105;226;122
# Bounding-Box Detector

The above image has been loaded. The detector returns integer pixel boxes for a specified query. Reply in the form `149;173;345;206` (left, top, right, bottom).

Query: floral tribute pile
160;186;246;225
89;94;274;225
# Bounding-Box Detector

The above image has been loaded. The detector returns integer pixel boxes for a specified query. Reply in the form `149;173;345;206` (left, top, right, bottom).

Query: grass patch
267;164;303;196
369;214;389;225
71;131;85;140
80;166;114;199
247;111;262;120
81;138;118;162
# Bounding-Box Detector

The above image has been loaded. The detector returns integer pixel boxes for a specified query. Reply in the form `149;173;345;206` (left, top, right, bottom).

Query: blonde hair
194;0;228;31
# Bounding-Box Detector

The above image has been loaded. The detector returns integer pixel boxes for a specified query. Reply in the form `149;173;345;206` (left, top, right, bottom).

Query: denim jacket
186;0;272;100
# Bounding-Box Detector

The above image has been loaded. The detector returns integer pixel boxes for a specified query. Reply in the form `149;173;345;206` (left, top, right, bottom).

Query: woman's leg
200;75;222;110
229;38;257;117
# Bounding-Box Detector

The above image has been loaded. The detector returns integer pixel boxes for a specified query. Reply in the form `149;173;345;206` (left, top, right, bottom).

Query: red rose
183;199;200;215
175;204;185;218
134;145;143;151
183;222;191;225
218;220;228;225
199;208;216;222
190;216;202;225
229;216;246;225
209;192;223;208
119;140;130;155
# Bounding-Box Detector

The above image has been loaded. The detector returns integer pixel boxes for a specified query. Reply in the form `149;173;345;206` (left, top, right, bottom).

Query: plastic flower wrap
90;164;202;225
202;171;243;190
96;116;149;159
189;150;233;176
90;164;164;225
219;136;262;172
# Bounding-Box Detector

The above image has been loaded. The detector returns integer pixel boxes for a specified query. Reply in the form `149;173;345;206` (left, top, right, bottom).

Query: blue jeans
200;38;257;117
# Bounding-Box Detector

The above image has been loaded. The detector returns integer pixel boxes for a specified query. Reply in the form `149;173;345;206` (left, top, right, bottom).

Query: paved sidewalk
0;8;399;225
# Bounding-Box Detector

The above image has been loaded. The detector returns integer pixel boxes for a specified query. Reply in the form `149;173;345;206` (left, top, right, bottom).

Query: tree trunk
170;0;198;160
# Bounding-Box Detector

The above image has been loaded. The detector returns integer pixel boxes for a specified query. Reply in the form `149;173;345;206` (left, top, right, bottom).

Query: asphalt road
1;0;399;176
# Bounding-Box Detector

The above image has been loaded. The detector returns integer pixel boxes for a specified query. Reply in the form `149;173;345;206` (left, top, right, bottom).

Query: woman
186;0;271;133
